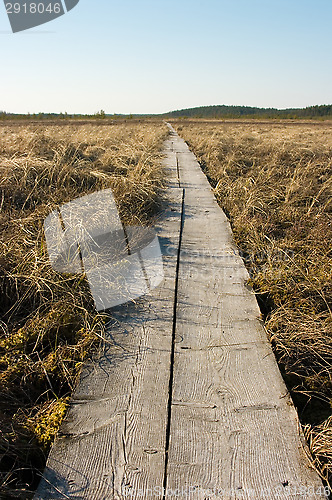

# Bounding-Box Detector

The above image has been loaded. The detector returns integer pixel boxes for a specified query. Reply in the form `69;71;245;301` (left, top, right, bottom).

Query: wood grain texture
165;127;325;499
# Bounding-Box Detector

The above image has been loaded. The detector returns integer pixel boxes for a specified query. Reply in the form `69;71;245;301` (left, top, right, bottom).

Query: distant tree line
164;104;332;120
0;110;125;121
1;105;332;121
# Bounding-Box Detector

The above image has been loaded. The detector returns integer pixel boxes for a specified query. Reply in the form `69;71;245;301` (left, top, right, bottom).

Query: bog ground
35;125;325;499
0;119;331;498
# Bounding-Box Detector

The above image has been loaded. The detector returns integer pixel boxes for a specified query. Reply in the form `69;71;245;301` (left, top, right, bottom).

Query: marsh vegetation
0;120;168;497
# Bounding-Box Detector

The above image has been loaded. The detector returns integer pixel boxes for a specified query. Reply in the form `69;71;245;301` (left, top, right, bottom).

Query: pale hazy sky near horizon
0;0;331;115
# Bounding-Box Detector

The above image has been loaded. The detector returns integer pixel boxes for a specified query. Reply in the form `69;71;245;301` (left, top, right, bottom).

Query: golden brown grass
0;120;168;497
173;119;332;486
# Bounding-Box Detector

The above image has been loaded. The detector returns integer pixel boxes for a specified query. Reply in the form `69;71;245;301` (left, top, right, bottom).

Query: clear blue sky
1;0;331;114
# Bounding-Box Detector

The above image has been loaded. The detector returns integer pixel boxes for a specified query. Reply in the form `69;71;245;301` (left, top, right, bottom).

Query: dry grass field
0;120;168;497
1;117;331;495
173;119;332;486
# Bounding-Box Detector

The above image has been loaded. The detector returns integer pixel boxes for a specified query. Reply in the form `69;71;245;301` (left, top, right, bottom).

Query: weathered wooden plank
162;134;180;189
35;182;183;500
165;128;325;499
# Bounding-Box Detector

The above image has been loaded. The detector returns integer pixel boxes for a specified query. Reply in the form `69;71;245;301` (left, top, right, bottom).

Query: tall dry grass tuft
173;120;332;486
0;120;168;497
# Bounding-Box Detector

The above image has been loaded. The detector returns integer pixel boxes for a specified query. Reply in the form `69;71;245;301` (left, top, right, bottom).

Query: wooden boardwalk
35;127;325;499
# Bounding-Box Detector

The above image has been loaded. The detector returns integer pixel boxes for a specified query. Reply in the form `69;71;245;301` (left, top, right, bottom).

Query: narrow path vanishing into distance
35;125;325;499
